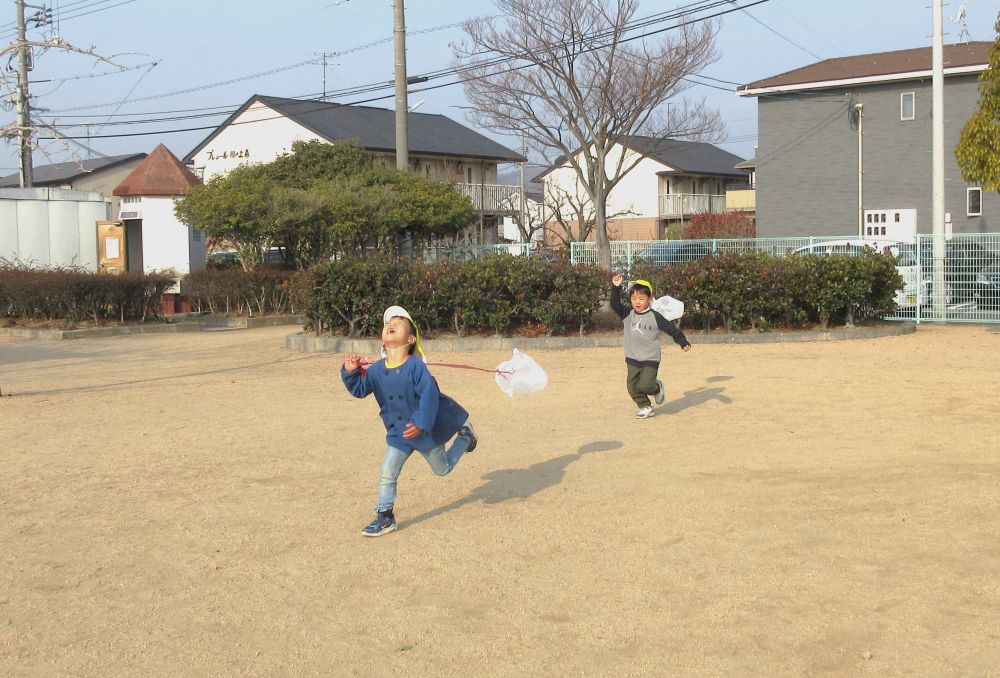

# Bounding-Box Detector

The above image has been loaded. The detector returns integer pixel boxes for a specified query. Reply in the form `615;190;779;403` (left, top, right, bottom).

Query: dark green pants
626;363;660;407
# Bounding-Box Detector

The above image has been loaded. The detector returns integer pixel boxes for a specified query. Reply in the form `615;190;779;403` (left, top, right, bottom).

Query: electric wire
37;0;773;141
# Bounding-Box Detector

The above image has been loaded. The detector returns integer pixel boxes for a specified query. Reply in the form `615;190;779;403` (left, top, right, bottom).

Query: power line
40;0;773;140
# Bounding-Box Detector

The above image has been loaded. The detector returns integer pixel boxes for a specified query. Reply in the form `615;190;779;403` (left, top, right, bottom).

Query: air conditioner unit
119;209;141;220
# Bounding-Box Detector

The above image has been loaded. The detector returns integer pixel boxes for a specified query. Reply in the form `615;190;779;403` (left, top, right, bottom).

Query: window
900;92;915;121
122;195;140;204
467;167;473;183
192;229;202;242
967;187;982;216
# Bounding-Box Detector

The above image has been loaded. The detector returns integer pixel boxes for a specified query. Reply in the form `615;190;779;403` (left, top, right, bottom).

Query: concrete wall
754;73;1000;237
0;188;108;269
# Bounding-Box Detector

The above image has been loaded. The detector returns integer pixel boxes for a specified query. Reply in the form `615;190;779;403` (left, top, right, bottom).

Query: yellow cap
629;279;654;295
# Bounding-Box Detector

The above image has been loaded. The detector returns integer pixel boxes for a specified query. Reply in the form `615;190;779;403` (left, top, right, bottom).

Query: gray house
0;153;147;220
737;42;997;237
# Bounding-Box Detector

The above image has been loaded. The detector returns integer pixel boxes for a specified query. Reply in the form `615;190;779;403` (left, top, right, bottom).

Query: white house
183;94;526;244
535;137;747;243
112;144;206;284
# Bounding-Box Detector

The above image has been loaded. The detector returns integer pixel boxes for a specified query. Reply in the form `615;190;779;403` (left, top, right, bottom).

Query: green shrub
0;264;175;323
306;255;607;338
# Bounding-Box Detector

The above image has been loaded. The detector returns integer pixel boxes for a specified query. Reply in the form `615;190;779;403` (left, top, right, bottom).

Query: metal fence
422;242;533;262
570;234;1000;324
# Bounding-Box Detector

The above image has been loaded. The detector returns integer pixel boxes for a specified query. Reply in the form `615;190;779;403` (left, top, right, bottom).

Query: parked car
915;240;1000;303
207;249;240;270
635;240;711;266
791;239;927;311
974;263;1000;310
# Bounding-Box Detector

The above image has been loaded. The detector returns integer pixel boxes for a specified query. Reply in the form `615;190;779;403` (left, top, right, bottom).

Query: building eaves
738;42;991;96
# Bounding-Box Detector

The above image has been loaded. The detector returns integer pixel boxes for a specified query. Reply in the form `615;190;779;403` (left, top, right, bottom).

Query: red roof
113;144;202;196
739;42;992;93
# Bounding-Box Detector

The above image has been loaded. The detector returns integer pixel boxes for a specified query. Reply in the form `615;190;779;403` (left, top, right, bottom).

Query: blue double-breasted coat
341;357;469;452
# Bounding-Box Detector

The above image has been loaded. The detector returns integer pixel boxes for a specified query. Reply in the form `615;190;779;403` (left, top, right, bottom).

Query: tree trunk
594;197;612;271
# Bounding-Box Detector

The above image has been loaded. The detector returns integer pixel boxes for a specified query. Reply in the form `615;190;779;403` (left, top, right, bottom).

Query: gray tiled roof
0;153;146;188
621;136;746;176
185;95;524;163
533;138;746;181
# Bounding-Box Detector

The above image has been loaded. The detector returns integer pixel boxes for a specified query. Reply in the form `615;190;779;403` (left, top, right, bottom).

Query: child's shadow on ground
403;440;623;530
657;376;734;415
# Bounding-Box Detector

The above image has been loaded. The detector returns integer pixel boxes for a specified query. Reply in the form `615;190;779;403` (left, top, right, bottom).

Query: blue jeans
374;425;474;512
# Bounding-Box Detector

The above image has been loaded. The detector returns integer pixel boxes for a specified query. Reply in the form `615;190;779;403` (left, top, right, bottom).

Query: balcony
658;193;726;217
456;183;524;213
725;184;756;212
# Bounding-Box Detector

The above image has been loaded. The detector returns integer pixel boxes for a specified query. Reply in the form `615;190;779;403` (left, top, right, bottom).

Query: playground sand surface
1;325;998;676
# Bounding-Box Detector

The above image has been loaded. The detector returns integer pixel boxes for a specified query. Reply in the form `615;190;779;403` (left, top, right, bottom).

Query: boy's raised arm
609;274;629;320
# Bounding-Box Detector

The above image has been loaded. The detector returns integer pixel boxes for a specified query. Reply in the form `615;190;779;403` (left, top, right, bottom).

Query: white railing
658;193;727;217
456;183;524;213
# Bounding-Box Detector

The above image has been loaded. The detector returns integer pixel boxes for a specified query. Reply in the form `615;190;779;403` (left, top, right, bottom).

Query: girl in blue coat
341;305;477;537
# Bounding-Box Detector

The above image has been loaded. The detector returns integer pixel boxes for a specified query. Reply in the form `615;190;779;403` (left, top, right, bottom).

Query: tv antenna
950;4;972;43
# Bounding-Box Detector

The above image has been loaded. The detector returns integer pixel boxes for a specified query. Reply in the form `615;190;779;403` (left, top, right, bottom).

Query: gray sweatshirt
610;284;691;367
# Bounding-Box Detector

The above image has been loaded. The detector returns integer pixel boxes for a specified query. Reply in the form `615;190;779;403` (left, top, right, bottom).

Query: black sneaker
459;423;477;453
361;510;396;537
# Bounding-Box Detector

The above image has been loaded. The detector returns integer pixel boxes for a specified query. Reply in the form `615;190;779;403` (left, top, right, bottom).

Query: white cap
383;305;413;326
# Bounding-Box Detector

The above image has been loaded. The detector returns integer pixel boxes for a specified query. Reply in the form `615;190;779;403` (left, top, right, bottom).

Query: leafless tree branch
454;0;722;268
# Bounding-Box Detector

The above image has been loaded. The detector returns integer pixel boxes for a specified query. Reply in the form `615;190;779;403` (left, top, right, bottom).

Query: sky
1;0;997;177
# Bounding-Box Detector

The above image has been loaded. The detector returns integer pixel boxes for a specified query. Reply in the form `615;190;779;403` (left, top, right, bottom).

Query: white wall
543;144;666;221
500;197;546;242
191;101;326;181
0;188;107;270
139;196;200;279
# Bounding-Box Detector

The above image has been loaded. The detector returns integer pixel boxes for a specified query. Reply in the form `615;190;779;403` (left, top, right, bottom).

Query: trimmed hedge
632;251;903;331
181;268;300;316
307;255;607;337
0;265;176;323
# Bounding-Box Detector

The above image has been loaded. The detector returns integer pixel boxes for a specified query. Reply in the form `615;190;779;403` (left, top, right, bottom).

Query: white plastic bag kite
652;295;684;321
494;349;548;398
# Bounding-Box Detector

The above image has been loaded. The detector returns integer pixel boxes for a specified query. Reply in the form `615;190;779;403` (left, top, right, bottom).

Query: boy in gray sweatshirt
610;274;692;418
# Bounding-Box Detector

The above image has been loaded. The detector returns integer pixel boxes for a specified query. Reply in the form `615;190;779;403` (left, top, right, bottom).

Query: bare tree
455;0;722;269
1;34;124;181
545;181;636;249
496;189;547;243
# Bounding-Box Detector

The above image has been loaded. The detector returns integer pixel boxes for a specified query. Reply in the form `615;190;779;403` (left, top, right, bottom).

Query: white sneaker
654;380;665;405
636;406;655;419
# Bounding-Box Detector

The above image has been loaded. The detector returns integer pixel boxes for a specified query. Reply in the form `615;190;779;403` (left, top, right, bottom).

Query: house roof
113;144;202;196
184;94;525;164
532;137;746;182
0;153;146;188
738;42;992;95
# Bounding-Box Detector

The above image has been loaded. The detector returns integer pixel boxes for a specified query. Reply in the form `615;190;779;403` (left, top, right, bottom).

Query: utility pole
931;0;946;317
16;0;34;188
519;133;527;242
855;102;863;238
392;0;408;172
314;52;335;99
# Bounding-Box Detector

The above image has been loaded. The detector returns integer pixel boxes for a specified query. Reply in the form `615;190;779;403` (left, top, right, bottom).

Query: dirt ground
1;324;998;676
